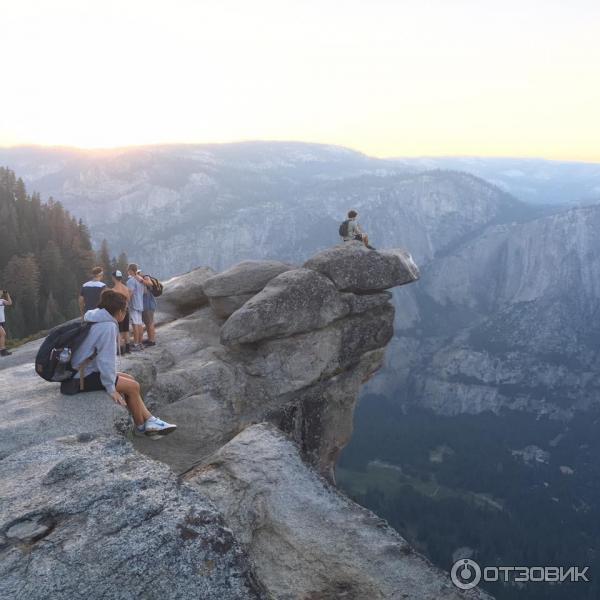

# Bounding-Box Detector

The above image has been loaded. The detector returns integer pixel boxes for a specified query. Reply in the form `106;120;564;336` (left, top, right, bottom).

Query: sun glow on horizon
1;0;599;162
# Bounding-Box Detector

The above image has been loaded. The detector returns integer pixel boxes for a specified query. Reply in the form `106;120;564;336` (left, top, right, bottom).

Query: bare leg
0;325;5;350
134;324;143;345
116;373;151;426
147;319;156;343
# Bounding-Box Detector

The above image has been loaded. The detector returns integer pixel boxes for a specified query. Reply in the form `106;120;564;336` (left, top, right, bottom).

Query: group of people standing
73;262;176;437
79;263;158;353
12;209;372;438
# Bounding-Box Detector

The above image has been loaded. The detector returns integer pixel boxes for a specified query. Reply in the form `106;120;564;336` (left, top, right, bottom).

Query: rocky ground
0;242;492;599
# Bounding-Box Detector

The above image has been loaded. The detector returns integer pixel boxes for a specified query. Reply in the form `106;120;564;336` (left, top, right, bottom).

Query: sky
1;0;599;161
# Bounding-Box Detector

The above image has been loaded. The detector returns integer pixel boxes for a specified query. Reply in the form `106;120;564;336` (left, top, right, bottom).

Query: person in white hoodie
68;289;176;437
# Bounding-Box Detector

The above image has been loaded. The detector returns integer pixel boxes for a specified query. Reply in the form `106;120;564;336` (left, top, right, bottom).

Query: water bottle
52;347;72;381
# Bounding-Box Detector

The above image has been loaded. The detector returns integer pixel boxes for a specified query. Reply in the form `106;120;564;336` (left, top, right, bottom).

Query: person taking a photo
0;289;13;357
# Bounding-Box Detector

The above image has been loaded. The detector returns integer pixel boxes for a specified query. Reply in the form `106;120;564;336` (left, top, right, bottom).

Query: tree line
0;167;126;340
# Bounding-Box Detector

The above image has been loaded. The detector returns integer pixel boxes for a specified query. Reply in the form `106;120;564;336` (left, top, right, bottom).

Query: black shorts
60;372;119;395
119;310;130;333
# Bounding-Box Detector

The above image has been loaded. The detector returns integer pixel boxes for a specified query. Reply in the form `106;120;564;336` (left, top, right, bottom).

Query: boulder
209;294;254;319
186;423;491;600
220;268;350;345
203;260;295;297
237;305;395;399
158;267;216;320
345;290;393;314
0;435;261;600
304;241;420;293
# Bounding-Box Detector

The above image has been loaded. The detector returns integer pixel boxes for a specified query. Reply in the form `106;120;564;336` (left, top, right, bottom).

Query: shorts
60;372;119;395
130;309;143;326
119;310;130;333
142;310;155;327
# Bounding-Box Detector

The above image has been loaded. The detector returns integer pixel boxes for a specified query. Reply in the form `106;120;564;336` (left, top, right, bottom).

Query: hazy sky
1;0;599;160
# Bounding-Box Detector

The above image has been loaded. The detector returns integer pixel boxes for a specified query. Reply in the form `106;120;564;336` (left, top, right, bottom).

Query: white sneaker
143;416;177;436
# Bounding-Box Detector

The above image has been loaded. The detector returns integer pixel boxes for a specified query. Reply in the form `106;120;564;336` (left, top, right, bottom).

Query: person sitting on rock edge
62;289;177;437
340;210;375;249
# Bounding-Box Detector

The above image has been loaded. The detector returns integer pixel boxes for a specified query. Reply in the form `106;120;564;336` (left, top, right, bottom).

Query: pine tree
117;252;129;275
42;291;64;330
97;239;112;282
0;167;123;341
2;254;41;337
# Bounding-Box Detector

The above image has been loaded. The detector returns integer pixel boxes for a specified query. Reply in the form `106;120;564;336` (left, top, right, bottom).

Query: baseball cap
112;270;123;278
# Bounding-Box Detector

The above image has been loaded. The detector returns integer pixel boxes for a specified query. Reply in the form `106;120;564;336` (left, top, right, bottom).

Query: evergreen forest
0;167;126;341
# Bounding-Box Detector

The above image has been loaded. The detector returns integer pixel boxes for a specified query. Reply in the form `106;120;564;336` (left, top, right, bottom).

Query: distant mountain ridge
396;156;600;205
0;142;534;277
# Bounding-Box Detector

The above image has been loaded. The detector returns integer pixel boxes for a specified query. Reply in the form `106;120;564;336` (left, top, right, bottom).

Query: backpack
339;219;351;238
146;275;163;297
35;320;93;382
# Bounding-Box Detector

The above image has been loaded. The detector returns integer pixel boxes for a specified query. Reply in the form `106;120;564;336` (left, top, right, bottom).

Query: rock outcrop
158;266;216;321
304;243;420;293
0;244;491;599
186;423;482;600
203;259;294;318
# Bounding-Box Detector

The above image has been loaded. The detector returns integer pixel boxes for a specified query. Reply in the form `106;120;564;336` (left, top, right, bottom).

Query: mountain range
1;142;597;419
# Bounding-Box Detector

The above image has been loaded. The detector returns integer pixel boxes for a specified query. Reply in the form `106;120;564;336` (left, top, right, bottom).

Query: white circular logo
451;558;482;590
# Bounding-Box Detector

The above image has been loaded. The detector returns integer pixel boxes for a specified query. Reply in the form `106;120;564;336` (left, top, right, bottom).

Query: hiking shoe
130;344;145;352
0;349;12;357
143;340;156;347
144;416;177;436
133;423;161;440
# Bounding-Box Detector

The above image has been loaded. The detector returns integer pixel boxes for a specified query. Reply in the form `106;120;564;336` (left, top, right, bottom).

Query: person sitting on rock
64;289;177;438
340;210;375;249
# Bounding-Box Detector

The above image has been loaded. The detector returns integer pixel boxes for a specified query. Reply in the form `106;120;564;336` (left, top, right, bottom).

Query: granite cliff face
373;205;600;418
0;244;490;599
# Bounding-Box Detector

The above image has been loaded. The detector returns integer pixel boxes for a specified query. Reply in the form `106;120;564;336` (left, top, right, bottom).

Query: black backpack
35;320;93;382
339;219;351;238
146;275;163;297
